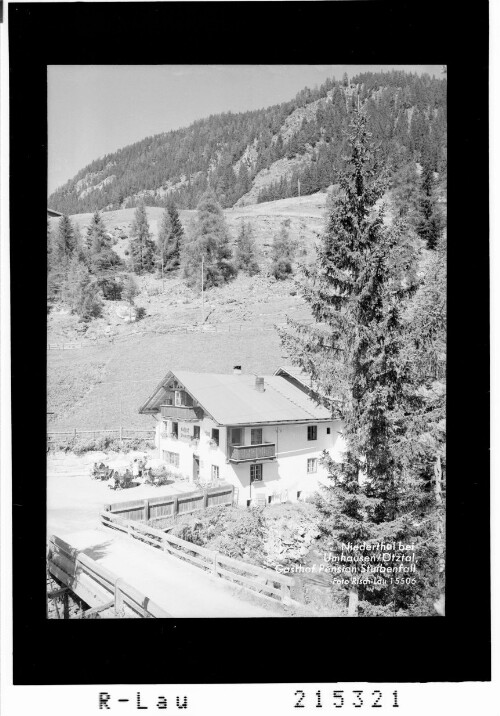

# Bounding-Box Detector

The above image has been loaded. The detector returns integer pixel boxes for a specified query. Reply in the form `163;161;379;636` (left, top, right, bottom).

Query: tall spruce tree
182;189;236;289
86;210;108;253
279;113;438;615
54;215;76;265
157;202;184;272
415;164;442;250
235;221;260;276
129;202;156;273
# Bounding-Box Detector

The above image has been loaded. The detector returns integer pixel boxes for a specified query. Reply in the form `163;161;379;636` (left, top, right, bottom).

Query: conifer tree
415;164;443;250
54;214;76;265
65;257;103;320
270;222;295;280
157;202;184;272
279;113;438;615
86;210;108;253
129;202;156;273
47;218;53;272
391;161;420;221
235;222;260;276
182;189;236;289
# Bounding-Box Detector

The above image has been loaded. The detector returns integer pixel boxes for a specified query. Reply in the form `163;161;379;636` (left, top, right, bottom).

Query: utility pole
201;255;204;324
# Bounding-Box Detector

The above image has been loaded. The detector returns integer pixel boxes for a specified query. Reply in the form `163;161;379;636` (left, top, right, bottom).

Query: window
307;425;317;441
162;450;179;468
211;428;219;446
250;464;263;482
211;465;219;481
307;458;318;474
230;428;242;445
175;390;182;407
251;428;262;445
326;427;331;435
193;425;200;440
171;422;178;438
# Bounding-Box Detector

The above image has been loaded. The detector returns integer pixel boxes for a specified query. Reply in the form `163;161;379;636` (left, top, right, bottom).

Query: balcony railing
229;443;276;462
160;404;203;421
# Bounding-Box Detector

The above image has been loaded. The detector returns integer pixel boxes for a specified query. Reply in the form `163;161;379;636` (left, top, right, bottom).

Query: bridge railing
47;534;172;618
100;510;294;604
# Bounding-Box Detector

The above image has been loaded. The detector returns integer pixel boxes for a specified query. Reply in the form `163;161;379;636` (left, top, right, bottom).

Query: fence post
144;499;150;522
74;428;77;439
173;496;179;518
212;551;219;576
203;490;208;509
114;578;125;617
281;582;291;604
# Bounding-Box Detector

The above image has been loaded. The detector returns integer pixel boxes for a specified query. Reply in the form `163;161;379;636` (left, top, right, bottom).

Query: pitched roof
139;370;333;425
274;365;315;388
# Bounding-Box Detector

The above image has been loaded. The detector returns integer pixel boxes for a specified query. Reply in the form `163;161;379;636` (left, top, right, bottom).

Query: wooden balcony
160;404;203;421
228;443;276;463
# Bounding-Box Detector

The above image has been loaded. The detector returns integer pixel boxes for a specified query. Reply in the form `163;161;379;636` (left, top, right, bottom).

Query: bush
98;278;123;301
135;306;147;320
49;436;156;454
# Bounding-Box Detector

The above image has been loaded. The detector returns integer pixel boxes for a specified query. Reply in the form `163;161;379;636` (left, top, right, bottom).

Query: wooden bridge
47;506;296;618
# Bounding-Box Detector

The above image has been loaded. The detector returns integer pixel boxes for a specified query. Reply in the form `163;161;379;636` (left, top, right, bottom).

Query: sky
48;65;444;194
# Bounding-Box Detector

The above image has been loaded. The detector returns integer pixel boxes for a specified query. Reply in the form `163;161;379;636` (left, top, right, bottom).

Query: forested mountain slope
49;70;446;214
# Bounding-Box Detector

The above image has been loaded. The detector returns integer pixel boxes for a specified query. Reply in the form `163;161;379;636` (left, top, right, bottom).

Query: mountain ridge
48;70;446;215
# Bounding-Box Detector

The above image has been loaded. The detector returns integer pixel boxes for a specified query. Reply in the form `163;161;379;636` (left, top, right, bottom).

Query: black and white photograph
5;0;491;700
45;63;447;619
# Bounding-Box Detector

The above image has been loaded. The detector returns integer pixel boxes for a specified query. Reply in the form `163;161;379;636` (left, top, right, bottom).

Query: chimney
255;376;265;392
233;365;242;375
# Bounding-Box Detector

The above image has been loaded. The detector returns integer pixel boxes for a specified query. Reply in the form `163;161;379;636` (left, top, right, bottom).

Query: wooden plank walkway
48;533;171;618
49;529;284;618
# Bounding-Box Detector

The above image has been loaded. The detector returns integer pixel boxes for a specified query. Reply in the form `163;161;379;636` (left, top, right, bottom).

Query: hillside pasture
47;322;293;431
48;191;329;265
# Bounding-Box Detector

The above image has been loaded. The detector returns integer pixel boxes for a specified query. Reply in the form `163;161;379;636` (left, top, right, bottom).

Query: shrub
98;277;123;301
49;436;155;454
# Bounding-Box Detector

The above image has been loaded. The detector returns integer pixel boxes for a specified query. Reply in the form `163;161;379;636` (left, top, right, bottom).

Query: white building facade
140;367;344;507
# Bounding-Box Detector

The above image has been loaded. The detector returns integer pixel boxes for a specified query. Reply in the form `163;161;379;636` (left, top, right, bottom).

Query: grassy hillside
47;312;294;431
50;190;328;264
47;192;326;431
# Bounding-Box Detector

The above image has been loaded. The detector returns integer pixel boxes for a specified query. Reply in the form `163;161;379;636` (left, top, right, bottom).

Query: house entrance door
193;455;200;482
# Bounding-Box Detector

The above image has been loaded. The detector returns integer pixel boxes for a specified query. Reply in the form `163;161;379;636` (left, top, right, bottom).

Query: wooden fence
47;322;289;350
47;428;156;445
100;510;294;604
104;484;235;528
47;534;171;618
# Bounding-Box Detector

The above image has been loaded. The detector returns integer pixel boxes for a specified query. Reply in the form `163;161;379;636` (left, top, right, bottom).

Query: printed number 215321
294;690;400;709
